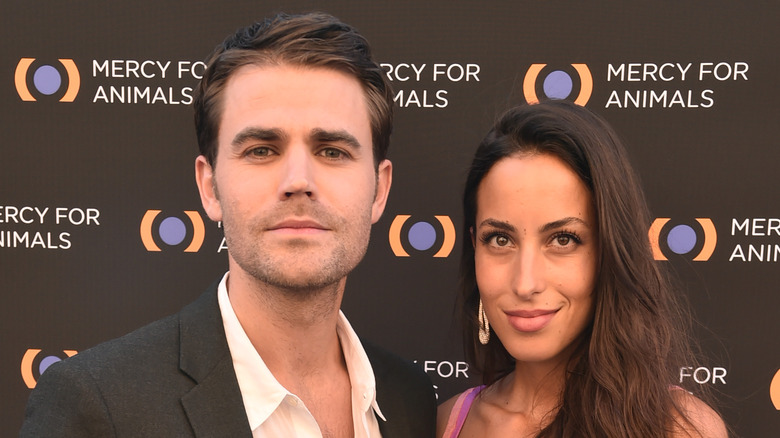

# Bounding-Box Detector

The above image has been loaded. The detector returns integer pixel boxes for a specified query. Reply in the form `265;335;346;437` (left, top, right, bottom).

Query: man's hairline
205;61;383;172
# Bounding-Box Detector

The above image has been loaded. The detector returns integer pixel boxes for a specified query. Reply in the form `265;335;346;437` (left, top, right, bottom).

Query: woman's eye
550;232;582;249
482;233;512;248
494;235;510;246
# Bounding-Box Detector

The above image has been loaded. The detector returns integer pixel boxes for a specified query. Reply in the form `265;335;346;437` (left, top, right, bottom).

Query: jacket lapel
365;342;402;437
178;284;253;438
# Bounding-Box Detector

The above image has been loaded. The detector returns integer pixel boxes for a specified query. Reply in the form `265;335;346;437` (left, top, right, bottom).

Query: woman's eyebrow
539;217;589;234
478;218;516;233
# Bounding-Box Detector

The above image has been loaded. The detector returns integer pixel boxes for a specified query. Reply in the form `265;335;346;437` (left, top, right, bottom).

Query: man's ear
370;159;393;224
195;155;222;222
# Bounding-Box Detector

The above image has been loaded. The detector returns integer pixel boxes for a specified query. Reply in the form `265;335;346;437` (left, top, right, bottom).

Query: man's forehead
212;68;372;162
217;64;371;132
225;62;360;92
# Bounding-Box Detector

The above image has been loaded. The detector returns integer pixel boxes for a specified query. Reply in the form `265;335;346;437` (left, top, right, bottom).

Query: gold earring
478;299;490;345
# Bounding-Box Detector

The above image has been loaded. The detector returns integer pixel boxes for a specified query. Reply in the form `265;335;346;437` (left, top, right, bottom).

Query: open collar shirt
217;273;385;437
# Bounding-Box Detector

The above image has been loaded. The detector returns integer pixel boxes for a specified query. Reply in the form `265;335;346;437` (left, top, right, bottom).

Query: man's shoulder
39;283;220;385
65;311;180;371
34;305;186;401
19;282;248;437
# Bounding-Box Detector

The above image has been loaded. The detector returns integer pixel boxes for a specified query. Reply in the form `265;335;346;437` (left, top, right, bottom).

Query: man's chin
262;275;344;295
249;263;350;292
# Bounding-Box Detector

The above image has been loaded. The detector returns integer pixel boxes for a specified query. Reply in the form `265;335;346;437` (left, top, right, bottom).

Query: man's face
196;64;392;292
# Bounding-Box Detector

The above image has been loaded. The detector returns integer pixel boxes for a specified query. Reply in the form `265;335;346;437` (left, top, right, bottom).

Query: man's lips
267;219;329;234
504;308;559;332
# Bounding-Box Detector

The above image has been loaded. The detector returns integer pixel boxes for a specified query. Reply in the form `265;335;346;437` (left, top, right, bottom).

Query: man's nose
279;145;316;199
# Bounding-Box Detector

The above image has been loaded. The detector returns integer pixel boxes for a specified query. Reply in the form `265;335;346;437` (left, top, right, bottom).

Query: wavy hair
458;100;713;436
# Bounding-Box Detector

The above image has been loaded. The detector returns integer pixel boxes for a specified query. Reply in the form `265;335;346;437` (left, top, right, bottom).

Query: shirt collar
217;272;385;431
336;301;386;422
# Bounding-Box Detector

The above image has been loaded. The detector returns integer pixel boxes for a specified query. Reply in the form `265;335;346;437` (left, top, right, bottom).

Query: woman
438;101;726;437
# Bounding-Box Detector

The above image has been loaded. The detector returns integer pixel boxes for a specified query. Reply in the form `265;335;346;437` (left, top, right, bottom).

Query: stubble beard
222;204;372;298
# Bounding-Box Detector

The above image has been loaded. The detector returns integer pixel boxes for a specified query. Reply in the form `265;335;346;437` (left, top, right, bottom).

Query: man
21;12;436;437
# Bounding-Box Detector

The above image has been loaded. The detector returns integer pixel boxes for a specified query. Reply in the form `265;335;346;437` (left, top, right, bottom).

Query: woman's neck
503;360;566;414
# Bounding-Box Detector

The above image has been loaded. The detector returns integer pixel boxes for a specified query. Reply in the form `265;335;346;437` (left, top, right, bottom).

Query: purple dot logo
140;210;205;252
21;349;78;388
408;222;436;251
649;218;717;262
33;65;62;95
15;58;81;102
38;355;62;375
523;64;593;106
389;215;456;258
543;70;573;100
667;224;697;254
159;217;187;246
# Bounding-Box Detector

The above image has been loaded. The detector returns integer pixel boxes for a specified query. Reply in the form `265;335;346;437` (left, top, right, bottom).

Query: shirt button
286;398;297;406
362;393;367;400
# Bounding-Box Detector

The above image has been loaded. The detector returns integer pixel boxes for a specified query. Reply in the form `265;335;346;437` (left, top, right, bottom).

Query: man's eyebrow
477;218;516;233
231;127;286;147
539;217;590;234
310;128;362;150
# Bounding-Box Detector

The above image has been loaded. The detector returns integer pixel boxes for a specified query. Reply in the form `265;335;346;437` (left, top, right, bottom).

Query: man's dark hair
194;12;393;167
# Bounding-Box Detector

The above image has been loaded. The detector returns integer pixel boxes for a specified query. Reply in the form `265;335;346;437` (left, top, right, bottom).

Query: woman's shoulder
436;386;485;438
436;392;460;434
670;389;728;438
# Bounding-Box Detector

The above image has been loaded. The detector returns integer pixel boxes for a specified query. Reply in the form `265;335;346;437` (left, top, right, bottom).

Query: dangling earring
478;299;490;345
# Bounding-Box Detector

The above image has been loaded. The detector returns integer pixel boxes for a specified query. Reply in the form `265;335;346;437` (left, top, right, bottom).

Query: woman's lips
504;309;559;332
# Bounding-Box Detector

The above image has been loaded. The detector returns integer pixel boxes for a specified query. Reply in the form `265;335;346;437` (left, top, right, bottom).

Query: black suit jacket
20;284;436;437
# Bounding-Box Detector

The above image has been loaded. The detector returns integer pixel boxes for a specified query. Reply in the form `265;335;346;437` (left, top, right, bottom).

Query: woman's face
474;153;598;367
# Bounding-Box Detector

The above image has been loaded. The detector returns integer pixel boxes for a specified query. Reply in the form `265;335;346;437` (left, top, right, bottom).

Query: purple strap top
442;385;486;438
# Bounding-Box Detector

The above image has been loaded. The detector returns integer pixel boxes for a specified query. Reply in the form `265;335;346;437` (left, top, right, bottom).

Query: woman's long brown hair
458;100;716;437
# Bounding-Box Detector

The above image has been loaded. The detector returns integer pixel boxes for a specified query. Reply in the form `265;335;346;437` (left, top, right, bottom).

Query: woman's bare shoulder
436;391;464;438
670;390;728;438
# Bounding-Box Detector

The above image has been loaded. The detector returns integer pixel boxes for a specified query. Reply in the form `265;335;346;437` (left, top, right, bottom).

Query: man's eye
320;148;346;159
248;147;272;157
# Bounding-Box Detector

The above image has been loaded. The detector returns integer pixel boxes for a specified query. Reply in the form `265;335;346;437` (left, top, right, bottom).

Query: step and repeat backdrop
2;1;778;436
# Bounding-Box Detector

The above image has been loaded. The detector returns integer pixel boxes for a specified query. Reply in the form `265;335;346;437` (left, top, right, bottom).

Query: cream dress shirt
217;273;385;437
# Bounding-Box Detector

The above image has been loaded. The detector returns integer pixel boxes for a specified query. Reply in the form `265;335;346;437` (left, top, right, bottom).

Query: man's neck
226;268;347;386
226;269;357;437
